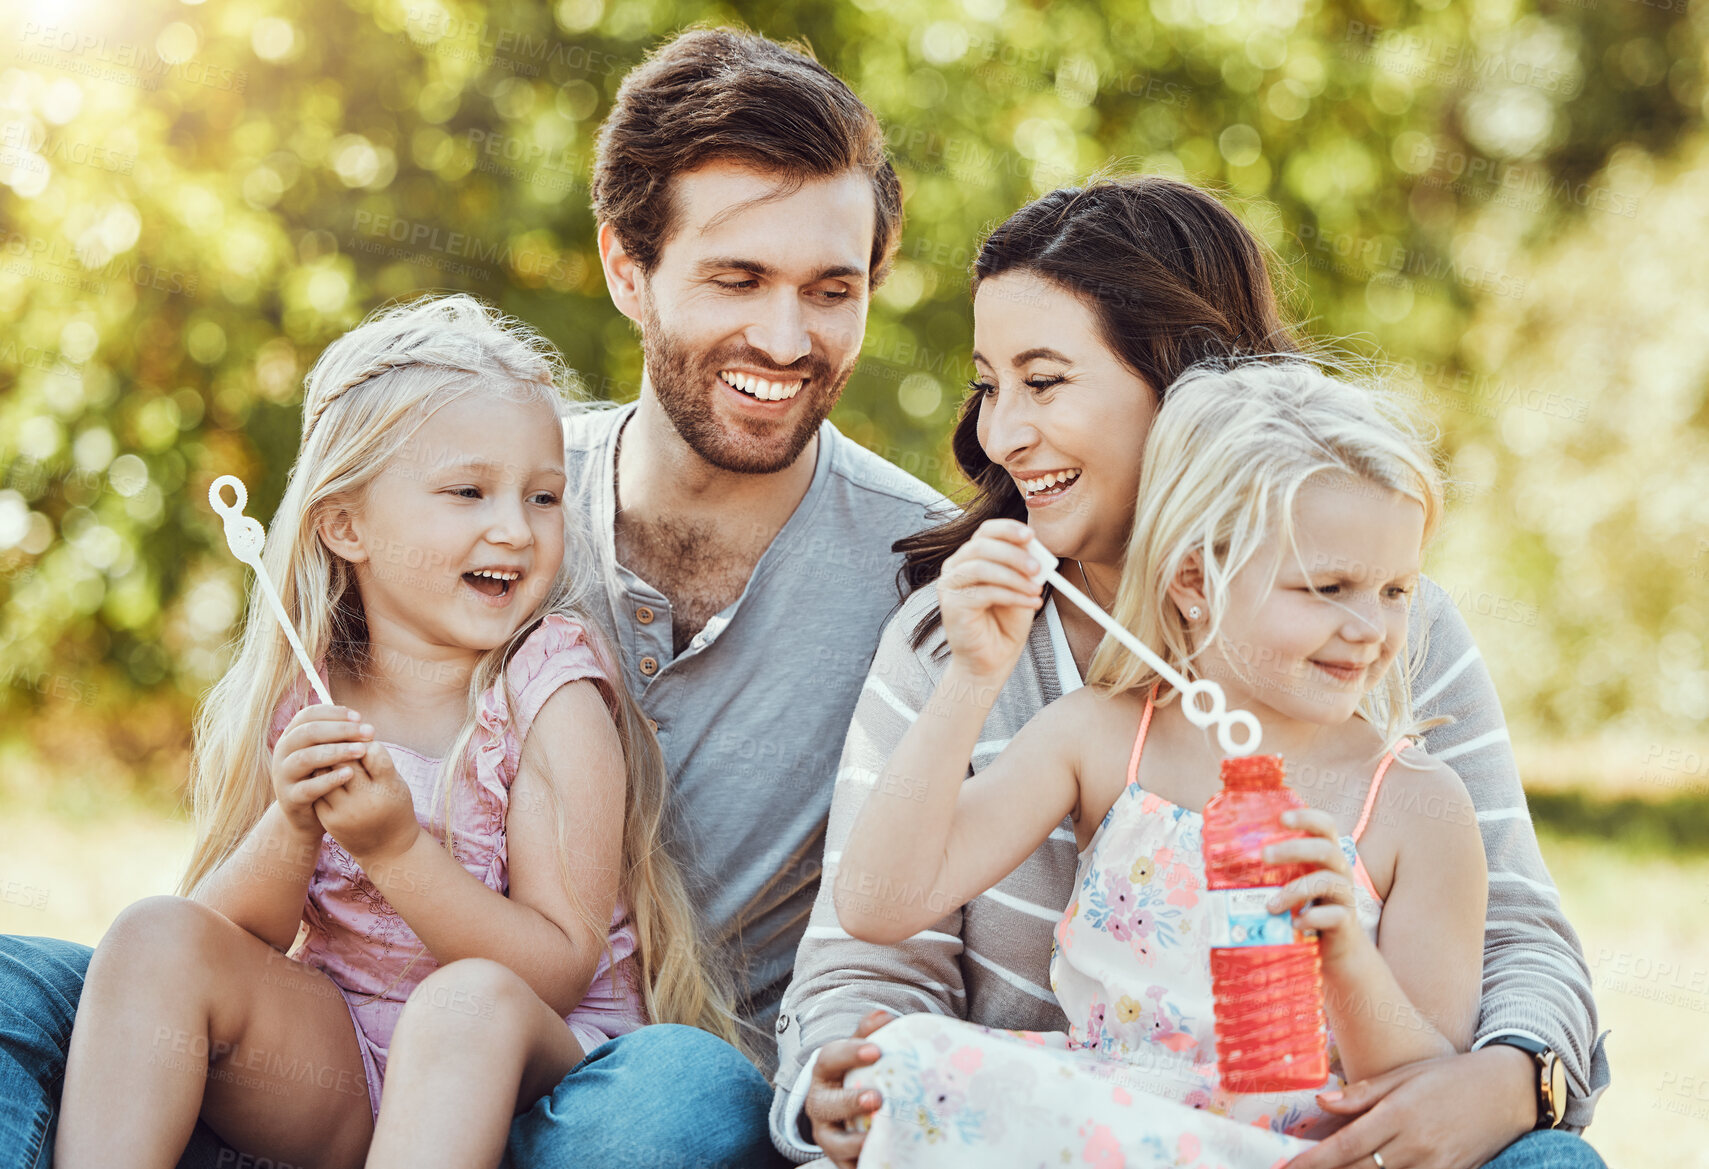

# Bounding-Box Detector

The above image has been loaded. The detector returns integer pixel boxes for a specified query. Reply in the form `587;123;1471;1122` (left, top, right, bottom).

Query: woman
767;175;1609;1169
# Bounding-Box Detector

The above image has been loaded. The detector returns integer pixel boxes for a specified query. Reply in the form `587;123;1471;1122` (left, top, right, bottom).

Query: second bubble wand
1022;537;1262;757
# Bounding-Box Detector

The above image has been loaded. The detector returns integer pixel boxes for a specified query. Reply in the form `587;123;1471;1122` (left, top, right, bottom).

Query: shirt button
645;718;659;734
639;656;658;676
637;606;654;624
776;1012;790;1034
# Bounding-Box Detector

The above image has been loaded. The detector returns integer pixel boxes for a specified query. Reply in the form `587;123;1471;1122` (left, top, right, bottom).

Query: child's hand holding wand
268;704;371;840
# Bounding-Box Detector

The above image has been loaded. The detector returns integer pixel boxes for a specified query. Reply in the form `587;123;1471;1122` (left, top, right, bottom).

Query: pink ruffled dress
265;613;646;1118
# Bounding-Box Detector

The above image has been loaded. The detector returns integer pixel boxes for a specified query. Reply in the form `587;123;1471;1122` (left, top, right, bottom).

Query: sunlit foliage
0;0;1702;777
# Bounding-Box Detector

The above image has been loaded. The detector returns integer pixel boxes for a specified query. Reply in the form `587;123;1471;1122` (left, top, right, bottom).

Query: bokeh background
2;0;1707;1161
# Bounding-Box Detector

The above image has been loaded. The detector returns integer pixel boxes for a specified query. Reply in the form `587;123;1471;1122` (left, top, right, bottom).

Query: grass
3;777;1706;1165
1529;789;1709;856
1535;826;1709;1168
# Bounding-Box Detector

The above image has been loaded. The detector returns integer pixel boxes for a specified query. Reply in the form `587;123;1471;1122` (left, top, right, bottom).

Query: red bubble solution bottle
1202;753;1328;1092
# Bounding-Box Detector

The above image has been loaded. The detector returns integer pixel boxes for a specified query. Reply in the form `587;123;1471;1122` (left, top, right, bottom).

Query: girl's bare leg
56;895;375;1169
365;958;585;1169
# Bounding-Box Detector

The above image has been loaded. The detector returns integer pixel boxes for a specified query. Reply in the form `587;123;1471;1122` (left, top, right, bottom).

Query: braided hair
299;297;566;447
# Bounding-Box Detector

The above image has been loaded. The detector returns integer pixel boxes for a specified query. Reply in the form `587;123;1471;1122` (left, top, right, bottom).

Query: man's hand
807;1009;896;1169
1285;1045;1538;1169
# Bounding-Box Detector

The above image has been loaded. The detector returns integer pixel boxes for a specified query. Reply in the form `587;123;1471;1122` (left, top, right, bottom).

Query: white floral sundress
848;689;1395;1169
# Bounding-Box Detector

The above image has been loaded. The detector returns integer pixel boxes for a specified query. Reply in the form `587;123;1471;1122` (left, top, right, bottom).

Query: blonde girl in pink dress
836;360;1489;1168
56;296;743;1169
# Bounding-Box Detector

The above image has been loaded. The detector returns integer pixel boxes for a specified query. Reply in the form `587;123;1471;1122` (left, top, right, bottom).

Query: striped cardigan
769;576;1610;1159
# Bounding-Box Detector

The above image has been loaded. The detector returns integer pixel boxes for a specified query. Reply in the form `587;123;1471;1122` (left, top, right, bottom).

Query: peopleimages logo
1592;946;1709;1012
0;124;136;175
0;230;200;297
1396;359;1590;423
347;211;579;283
1404;140;1640;219
463;129;584;196
402;8;624;78
18;22;248;93
882;126;1074;190
1341;22;1581;99
1296;225;1528;301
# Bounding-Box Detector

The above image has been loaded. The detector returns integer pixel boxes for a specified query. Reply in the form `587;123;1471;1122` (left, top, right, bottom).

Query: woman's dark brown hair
591;26;903;285
896;174;1300;649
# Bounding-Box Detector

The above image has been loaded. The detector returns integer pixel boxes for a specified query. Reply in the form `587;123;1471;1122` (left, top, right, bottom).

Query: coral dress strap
1125;683;1160;789
1351;743;1407;843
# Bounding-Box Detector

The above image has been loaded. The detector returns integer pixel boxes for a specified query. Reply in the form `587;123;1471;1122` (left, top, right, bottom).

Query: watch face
1545;1055;1568;1125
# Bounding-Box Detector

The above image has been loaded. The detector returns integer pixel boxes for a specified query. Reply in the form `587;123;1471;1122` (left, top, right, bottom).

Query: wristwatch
1484;1034;1567;1130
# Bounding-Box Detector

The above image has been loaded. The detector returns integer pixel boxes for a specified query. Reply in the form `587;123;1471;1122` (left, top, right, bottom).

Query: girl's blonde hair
1085;358;1444;744
180;294;748;1057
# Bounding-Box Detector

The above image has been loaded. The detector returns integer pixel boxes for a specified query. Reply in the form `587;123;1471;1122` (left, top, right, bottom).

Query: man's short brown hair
592;27;902;285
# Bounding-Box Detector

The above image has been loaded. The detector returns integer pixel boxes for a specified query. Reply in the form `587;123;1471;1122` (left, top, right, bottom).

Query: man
0;28;941;1169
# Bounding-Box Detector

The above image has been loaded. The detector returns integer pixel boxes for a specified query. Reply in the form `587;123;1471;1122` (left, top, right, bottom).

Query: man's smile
718;369;806;402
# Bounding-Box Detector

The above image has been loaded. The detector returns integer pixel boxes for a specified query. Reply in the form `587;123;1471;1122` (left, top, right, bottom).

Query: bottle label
1205;886;1296;948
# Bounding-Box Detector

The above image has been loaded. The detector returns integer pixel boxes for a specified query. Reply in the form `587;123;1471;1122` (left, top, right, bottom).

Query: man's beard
639;294;851;475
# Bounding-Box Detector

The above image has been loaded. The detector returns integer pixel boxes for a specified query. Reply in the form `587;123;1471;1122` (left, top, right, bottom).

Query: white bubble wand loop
209;475;333;707
1023;537;1262;757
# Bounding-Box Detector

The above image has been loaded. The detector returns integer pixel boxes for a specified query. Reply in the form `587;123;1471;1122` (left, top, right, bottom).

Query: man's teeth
469;569;521;580
719;370;803;402
1019;469;1083;495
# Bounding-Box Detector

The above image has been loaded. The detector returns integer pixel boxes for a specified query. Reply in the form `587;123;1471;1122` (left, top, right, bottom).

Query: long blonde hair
180;294;747;1055
1085;358;1445;744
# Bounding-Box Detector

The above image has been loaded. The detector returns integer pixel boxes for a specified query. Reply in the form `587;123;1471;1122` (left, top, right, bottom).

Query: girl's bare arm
191;804;326;950
835;673;1089;945
192;704;371;950
1356;752;1488;1059
1269;752;1486;1082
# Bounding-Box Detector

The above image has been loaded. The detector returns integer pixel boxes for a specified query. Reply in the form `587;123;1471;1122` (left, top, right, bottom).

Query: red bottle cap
1219;754;1285;789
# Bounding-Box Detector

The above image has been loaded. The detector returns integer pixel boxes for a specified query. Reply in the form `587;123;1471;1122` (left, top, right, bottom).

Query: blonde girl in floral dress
836;360;1488;1168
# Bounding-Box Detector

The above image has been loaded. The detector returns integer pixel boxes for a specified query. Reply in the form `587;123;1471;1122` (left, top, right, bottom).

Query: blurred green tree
0;0;1702;783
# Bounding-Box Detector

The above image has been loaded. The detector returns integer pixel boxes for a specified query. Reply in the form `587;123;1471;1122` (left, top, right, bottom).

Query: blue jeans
1485;1130;1608;1168
0;934;785;1169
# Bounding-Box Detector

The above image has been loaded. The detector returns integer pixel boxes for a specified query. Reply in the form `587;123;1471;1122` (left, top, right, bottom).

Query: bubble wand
209;474;333;706
1023;537;1261;757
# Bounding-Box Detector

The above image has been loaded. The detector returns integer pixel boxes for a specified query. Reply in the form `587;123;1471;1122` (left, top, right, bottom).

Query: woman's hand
938;518;1044;684
313;740;421;867
808;1009;896;1169
269;705;371;838
1262;809;1367;969
1285;1046;1542;1169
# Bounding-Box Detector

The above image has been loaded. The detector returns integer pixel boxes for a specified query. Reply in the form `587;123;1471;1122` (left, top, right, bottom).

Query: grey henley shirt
563;401;944;1062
